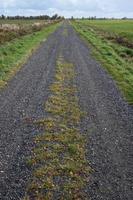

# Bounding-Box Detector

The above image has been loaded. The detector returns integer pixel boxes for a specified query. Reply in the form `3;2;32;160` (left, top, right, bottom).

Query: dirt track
0;22;133;200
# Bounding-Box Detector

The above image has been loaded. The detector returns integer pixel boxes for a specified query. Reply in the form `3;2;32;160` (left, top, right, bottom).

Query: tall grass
0;20;59;44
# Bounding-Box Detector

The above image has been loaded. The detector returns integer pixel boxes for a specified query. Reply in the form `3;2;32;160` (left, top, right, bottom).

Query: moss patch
62;28;68;37
24;56;91;199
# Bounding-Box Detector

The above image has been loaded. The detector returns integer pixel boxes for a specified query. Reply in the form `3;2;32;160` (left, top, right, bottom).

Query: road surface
0;22;133;200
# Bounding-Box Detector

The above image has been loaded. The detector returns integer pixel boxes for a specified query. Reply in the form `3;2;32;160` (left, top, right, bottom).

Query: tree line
0;14;64;20
71;16;133;20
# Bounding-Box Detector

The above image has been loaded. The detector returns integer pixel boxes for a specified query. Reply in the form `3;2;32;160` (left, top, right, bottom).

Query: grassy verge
0;23;60;88
72;21;133;104
24;56;91;199
76;20;133;47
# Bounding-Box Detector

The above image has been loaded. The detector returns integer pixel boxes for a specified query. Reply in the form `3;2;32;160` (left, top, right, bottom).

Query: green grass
72;20;133;104
77;20;133;43
0;23;60;88
24;56;91;200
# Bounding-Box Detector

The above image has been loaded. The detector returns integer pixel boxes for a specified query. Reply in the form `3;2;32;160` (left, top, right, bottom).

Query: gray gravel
68;24;133;200
0;22;133;200
0;25;63;199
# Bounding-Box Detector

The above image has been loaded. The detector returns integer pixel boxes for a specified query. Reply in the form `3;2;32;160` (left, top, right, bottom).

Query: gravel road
0;21;133;200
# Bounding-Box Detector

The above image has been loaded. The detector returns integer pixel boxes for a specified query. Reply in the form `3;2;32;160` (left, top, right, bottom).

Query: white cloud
0;0;132;18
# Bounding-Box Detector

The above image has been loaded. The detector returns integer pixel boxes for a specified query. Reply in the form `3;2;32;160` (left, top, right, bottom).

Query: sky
0;0;133;18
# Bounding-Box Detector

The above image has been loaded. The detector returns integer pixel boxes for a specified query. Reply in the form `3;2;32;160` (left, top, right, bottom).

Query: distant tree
122;17;127;20
51;14;58;20
1;14;5;19
71;16;74;20
44;15;50;20
1;14;64;21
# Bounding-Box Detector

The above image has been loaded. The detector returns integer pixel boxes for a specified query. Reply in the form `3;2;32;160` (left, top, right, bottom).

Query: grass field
0;21;60;88
72;20;133;104
78;20;133;44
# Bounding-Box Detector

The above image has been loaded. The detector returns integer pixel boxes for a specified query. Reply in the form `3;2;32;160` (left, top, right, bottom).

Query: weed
62;28;68;37
24;57;91;199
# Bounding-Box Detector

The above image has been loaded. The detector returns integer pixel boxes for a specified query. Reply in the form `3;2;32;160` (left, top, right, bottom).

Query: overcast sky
0;0;133;18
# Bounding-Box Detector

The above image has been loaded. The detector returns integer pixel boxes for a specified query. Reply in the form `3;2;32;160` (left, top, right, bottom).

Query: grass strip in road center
24;56;91;199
